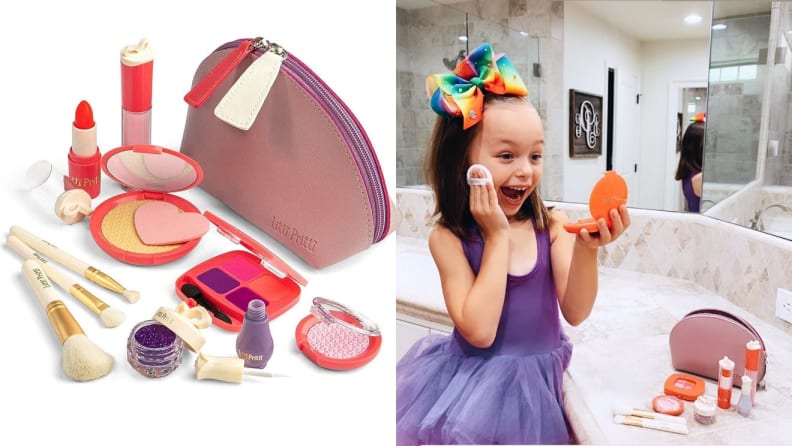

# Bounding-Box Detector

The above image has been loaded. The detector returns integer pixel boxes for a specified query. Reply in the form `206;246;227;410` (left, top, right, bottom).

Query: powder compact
295;297;381;371
663;373;705;401
175;211;308;332
564;170;628;234
89;144;208;265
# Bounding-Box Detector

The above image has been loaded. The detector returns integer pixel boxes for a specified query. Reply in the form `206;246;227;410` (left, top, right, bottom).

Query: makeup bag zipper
184;38;390;244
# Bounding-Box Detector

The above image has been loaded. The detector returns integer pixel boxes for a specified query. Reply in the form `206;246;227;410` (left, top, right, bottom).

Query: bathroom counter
396;237;792;445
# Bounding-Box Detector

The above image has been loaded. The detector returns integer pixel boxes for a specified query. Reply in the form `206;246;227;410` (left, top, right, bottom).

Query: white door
613;68;640;207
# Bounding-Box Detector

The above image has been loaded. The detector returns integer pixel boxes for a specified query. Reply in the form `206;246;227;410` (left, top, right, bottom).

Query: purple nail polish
236;299;274;368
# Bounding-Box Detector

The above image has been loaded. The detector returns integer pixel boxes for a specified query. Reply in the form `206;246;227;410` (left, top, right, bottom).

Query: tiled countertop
396;237;792;445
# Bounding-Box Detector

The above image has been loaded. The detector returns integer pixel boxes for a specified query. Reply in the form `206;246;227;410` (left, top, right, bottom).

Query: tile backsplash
396;188;792;334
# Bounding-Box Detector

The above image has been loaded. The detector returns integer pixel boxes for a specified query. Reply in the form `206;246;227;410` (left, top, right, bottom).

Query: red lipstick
121;39;153;145
67;100;101;198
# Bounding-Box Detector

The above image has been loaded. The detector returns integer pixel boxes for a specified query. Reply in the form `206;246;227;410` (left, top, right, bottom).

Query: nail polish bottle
236;299;274;368
737;375;753;417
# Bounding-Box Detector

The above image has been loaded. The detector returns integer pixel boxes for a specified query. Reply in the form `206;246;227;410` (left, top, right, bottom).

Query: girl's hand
469;175;509;238
577;205;631;248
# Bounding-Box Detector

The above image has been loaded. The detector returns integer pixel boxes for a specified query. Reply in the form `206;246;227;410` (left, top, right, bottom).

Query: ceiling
396;0;772;42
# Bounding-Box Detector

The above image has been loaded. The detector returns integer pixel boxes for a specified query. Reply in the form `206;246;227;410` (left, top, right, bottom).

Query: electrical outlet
776;288;792;323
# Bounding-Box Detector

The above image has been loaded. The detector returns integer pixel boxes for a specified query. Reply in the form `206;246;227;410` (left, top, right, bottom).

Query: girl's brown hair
425;95;551;240
675;121;705;181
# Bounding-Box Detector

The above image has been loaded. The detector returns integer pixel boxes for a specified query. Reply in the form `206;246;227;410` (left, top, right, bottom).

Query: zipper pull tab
184;38;263;108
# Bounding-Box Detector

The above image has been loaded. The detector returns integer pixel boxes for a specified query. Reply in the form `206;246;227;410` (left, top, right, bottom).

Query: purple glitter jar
127;320;184;378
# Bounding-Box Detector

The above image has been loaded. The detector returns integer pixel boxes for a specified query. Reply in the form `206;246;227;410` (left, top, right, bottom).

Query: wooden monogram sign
569;89;603;158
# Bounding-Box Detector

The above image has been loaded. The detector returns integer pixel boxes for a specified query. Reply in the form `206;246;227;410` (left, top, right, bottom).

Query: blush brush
21;259;114;381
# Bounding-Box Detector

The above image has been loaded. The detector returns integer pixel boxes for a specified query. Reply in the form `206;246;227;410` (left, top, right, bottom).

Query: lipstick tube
717;356;735;409
121;38;153;146
67;100;101;198
744;340;761;404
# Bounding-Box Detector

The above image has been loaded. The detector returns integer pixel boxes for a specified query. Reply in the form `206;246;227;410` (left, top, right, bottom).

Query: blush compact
89;145;208;265
175;211;308;332
295;297;381;371
564;170;628;234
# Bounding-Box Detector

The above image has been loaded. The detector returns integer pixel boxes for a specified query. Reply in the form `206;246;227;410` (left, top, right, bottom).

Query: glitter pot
127;320;183;378
295;297;381;371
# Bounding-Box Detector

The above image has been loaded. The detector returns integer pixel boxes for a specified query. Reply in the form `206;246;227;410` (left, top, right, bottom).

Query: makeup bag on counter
181;37;391;269
669;308;767;387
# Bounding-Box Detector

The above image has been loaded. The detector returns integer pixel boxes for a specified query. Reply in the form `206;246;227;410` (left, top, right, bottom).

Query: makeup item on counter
717;356;735;409
613;407;686;425
67;100;102;198
121;39;153;146
181;37;392;269
744;339;761;403
669;308;767;387
6;235;125;328
651;394;684;416
89;144;207;265
24;160;93;224
20;259;114;381
175;211;307;331
194;352;288;383
180;283;232;324
613;415;688;435
127;302;211;378
693;394;717;425
466;164;493;186
737;375;753;417
236;299;274;368
9;225;140;303
564;170;628;234
295;297;381;371
663;373;705;401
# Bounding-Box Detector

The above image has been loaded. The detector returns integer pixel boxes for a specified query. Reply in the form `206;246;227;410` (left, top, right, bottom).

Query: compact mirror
103;145;202;192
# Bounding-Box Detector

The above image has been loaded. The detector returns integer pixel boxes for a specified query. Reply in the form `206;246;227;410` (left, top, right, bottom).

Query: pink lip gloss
120;39;153;146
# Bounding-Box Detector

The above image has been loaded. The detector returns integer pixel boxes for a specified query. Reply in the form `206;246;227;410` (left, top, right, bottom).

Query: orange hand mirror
564;170;628;234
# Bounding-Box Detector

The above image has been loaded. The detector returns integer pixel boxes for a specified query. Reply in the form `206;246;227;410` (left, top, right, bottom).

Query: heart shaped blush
134;201;209;245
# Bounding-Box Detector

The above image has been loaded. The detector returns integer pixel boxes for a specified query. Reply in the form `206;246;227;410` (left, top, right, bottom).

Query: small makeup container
693;394;717;425
737;375;753;417
24;160;93;224
127;302;211;378
89;145;208;265
717;356;735;409
176;211;307;331
295;297;381;371
744;340;761;404
236;299;275;368
564;170;628;234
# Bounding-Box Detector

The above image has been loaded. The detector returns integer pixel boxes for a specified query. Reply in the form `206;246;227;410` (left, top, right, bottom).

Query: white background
0;1;396;444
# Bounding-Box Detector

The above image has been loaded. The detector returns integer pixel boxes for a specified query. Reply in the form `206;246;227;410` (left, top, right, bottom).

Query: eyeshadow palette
175;211;307;331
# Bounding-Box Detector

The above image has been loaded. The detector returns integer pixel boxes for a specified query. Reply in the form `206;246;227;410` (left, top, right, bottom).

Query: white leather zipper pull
214;41;285;131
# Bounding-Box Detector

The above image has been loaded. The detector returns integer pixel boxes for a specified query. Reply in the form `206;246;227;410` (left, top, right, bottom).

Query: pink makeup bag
181;38;391;268
668;308;767;387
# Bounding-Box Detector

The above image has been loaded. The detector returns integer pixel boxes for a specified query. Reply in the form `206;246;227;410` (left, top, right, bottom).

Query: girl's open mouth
500;186;527;203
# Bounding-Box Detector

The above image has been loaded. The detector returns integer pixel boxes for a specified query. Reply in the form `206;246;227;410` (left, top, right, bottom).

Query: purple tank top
452;225;561;357
682;172;700;212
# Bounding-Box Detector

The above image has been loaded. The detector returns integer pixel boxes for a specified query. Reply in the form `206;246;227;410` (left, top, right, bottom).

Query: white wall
640;39;710;210
564;3;709;209
563;2;642;204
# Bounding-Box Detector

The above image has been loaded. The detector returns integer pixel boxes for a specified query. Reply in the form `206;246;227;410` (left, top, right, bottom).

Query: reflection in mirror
702;0;792;242
396;0;713;214
106;149;198;192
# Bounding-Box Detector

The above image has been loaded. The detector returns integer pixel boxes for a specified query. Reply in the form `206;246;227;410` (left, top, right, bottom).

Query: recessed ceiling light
684;14;703;25
519;31;529;36
712;23;727;30
458;35;468;42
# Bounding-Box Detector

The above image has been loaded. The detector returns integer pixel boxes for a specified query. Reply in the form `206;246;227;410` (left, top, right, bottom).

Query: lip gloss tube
717;356;735;409
744;340;761;404
121;38;153;146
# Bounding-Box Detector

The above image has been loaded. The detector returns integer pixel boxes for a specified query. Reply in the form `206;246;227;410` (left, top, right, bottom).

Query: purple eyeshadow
197;268;239;293
227;287;268;312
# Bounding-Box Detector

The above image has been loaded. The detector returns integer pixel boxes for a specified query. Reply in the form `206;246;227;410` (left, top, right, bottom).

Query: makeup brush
194;352;288;383
21;259;114;381
10;225;140;303
7;235;125;328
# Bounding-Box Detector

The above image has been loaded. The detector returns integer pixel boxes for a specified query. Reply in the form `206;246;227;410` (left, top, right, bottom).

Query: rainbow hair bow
426;43;528;129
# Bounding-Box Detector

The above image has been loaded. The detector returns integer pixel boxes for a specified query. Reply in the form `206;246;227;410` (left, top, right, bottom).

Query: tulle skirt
396;333;573;445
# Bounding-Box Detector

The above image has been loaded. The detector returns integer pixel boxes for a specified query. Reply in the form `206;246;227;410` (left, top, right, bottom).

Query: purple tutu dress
396;225;573;445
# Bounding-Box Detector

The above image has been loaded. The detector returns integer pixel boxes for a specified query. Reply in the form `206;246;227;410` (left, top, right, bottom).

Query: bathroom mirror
397;0;712;212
